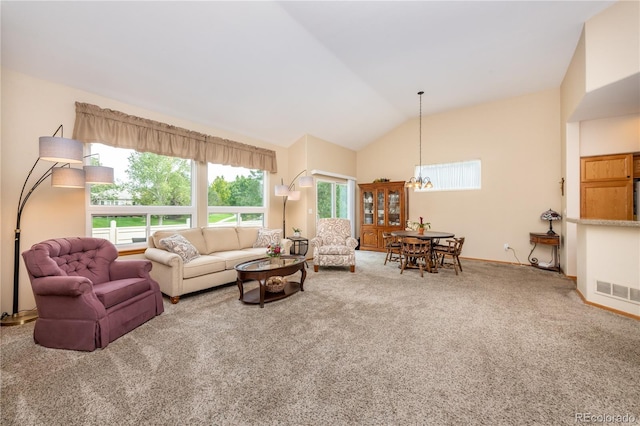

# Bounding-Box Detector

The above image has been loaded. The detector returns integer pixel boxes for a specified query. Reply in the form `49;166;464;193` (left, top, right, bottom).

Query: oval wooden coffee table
235;255;306;308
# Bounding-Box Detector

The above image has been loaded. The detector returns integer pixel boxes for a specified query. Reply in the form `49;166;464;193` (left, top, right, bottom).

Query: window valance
72;102;278;173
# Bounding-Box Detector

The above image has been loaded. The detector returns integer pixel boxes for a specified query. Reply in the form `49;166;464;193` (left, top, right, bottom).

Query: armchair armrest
110;259;153;280
31;275;93;297
310;237;323;248
346;237;358;250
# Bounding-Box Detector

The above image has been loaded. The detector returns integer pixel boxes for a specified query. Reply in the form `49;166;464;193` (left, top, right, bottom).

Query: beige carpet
2;251;639;425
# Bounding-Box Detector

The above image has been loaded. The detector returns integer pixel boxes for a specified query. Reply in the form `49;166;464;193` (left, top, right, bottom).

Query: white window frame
206;167;267;228
86;144;197;245
416;159;482;192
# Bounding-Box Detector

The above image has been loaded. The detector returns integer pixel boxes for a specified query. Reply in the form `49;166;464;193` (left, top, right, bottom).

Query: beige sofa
144;227;291;304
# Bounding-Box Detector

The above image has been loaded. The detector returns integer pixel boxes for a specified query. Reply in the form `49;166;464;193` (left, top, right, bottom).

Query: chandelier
405;91;433;190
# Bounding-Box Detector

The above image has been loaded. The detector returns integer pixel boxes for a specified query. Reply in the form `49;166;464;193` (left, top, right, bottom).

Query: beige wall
357;89;562;264
0;69;290;314
580;113;640;156
585;0;640;92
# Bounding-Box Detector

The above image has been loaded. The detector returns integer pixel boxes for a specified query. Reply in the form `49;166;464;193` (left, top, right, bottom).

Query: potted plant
292;227;301;237
417;217;430;235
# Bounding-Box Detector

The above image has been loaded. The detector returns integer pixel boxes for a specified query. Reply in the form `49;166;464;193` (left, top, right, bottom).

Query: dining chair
434;236;465;274
400;237;433;277
382;232;402;265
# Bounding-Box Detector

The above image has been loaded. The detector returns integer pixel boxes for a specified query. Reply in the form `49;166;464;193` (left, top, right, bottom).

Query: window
417;159;481;191
207;164;266;227
89;146;269;244
88;144;195;244
317;180;348;219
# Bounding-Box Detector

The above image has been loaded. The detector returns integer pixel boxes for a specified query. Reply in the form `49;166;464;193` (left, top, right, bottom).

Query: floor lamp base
1;309;38;327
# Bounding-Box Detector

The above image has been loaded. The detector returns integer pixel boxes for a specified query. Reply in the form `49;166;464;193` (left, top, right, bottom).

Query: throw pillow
253;228;282;248
159;234;200;263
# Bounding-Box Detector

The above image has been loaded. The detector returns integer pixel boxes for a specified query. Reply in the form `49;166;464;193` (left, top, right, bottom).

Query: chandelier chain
418;91;423;179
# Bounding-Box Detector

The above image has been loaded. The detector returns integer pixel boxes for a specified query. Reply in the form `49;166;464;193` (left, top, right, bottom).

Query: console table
528;232;560;272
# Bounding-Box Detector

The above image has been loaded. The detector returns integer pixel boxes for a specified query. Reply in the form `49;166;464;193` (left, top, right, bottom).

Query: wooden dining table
390;230;455;241
390;230;455;273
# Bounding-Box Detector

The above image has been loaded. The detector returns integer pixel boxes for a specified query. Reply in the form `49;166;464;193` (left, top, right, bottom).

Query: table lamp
540;209;561;235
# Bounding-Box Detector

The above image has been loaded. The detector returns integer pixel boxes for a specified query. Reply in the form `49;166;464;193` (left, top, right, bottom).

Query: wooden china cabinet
358;181;408;252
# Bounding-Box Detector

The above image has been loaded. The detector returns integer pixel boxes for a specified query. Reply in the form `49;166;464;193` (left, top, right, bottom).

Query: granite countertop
566;218;640;228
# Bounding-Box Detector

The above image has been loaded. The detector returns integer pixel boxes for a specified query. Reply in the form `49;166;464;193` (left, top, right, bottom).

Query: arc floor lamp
1;125;114;326
274;170;313;238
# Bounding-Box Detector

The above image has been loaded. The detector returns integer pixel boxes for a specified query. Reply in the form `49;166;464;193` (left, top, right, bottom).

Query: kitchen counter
568;218;640;318
566;217;640;228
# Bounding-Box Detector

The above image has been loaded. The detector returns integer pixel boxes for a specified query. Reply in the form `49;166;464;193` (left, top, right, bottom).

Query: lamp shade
275;184;289;196
287;190;301;201
51;167;85;188
540;209;561;221
39;137;83;164
299;176;313;187
84;165;114;184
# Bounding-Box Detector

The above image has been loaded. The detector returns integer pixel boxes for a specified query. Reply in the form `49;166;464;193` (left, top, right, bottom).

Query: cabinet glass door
377;190;385;225
388;190;400;226
363;191;374;225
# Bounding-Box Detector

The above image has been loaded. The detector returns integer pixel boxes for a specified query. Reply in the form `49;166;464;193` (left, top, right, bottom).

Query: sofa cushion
237;227;260;249
152;228;207;255
212;250;265;270
94;277;150;309
202;227;241;253
159;234;201;263
253;228;282;248
182;255;227;279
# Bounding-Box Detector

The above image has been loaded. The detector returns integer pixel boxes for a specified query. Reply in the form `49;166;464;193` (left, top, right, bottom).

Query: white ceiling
1;1;616;151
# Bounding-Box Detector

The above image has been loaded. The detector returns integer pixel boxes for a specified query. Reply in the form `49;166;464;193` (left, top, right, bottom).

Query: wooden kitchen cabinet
634;155;640;178
581;180;633;220
581;154;632;182
580;153;634;220
359;181;408;251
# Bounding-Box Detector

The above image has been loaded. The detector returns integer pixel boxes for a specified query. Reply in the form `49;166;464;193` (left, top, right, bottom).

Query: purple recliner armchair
22;237;164;351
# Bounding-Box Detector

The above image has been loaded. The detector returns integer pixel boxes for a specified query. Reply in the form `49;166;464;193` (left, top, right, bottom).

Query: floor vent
596;280;640;306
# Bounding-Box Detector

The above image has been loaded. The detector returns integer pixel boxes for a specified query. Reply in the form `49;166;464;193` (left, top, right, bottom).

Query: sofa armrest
110;259;153;280
144;247;184;301
144;247;182;267
280;238;293;255
31;275;93;297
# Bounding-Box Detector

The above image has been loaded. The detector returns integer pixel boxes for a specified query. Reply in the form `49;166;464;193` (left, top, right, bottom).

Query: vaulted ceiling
1;1;615;150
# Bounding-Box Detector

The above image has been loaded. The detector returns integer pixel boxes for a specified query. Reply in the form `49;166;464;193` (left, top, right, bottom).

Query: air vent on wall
597;280;611;294
595;280;640;306
612;284;629;299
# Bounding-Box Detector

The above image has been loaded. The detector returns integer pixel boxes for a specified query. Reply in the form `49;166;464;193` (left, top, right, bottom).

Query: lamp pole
279;169;311;238
3;126;70;325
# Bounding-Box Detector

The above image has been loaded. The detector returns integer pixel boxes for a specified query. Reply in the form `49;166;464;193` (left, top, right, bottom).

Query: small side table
288;236;309;256
528;232;560;273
